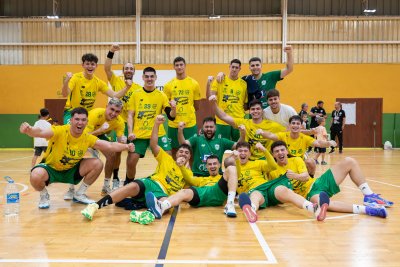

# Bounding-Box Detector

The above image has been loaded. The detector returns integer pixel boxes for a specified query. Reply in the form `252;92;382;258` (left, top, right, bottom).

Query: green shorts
216;124;240;141
32;162;83;185
63;110;72;124
168;125;198;149
98;134;111;141
131;135;171;157
306;169;341;200
189;178;228;207
132;177;168;203
249;176;293;208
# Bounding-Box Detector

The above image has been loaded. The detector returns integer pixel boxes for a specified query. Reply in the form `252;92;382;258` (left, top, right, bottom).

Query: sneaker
339;150;343;154
224;202;237;218
238;193;257;223
112;179;120;190
321;161;328;165
101;185;111;196
73;193;95;204
64;187;75;200
38;193;50;209
314;192;330;221
145;192;162;219
315;159;319;165
81;203;99;221
365;204;388;218
130;210;155;225
364;193;394;207
329;149;335;154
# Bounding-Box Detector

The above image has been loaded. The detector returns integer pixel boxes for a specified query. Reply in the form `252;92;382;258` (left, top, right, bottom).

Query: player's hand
283;45;292;54
208;95;217;102
128;133;136;141
119;135;127;144
155;115;165;125
176;156;186;167
101;122;110;131
178;121;186;130
65;72;73;81
255;142;266;152
256;129;264;135
216;72;225;83
169;100;177;109
125;79;132;88
110;44;120;52
232;150;239;160
310;128;317;135
126;143;135;153
207;76;214;83
285;170;297;179
238;124;246;137
328;140;337;147
19;122;32;134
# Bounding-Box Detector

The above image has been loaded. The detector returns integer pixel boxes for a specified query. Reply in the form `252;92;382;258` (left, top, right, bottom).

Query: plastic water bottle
4;178;20;216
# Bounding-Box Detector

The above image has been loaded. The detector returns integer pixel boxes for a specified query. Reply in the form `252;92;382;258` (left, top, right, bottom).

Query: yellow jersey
164;76;201;128
87;108;125;137
269;157;315;198
109;73;142;122
127;88;170;139
42;125;98;171
276;132;315;158
211;77;247;125
237;160;273;194
150;149;191;195
233;118;286;160
64;72;108;111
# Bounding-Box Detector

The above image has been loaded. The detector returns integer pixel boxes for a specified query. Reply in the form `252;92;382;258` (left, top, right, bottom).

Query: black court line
155;205;179;267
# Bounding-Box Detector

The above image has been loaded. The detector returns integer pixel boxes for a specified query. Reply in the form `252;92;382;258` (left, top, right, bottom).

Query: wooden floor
0;149;399;267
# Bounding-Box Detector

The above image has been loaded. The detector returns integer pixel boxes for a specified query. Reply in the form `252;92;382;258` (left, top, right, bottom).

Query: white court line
249;222;278;264
0;181;29;193
257;214;358;224
0;259;273;265
0;156;31;163
342;185;359;191
366;179;400;188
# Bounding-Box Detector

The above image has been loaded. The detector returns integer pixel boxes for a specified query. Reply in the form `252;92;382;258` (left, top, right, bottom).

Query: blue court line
155;206;179;267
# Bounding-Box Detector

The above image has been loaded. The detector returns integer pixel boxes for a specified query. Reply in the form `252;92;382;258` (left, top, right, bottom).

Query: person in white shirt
263;89;297;128
31;108;52;168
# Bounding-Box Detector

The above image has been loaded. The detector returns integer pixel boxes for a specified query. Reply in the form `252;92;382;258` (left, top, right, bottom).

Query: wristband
107;51;114;59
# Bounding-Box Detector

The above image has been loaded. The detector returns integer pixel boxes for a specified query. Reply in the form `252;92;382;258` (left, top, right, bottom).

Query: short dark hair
301;103;308;109
203;116;216;125
206;154;219;163
266;89;280;99
143;66;156;74
173;56;186;65
70;107;88;117
230;59;241;66
177;143;192;155
271;140;288;152
82;53;98;64
317;100;324;105
289;115;302;123
236;141;250;150
249;57;262;64
40;108;49;117
248;99;263;109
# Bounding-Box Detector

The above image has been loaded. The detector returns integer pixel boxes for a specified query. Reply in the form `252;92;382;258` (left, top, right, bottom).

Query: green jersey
188;135;234;176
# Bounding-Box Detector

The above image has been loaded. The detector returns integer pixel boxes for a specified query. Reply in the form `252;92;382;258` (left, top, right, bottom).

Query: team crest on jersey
78;150;83;157
162;137;167;143
261;80;266;85
201;144;206;147
215;144;220;150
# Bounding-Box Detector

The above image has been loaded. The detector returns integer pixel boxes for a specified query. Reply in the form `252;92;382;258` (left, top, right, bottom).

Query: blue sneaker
238;193;257;223
145;192;162;219
365;204;387;218
315;192;330;221
364;193;394;207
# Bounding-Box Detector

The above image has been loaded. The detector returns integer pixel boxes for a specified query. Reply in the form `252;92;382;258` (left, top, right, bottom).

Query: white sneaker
38;193;50;209
64;187;75;200
112;179;120;190
224;202;237;218
73;193;95;204
101;185;111;196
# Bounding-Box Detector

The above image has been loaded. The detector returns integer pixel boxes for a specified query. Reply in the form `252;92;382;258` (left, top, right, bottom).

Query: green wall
383;113;400;148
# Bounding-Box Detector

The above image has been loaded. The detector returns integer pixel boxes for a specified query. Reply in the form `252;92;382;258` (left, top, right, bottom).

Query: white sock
353;204;366;214
302;200;315;213
358;183;373;195
227;191;236;204
104;178;111;187
76;182;89;195
40;188;48;196
161;200;172;214
69;184;75;190
251;203;257;212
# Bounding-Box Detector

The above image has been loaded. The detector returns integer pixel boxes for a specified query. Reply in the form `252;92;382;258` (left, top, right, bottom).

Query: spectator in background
299;103;309;117
314;117;328;165
31;108;52;168
330;102;346;154
309;101;327;129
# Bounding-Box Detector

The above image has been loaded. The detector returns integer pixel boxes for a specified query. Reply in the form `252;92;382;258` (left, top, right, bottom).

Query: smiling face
206;157;220;176
202;121;216;139
70;113;88;137
82;61;97;77
105;104;122;121
123;63;135;80
267;96;280;111
289;119;302;133
142;71;157;89
175;147;191;162
272;145;288;166
249;104;263;120
174;60;186;76
237;145;251;164
249;60;262;76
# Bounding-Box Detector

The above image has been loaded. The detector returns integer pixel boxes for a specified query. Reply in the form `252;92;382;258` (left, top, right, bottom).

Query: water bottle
4;176;20;216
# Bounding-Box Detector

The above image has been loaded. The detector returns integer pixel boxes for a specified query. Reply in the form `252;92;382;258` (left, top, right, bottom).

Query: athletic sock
161;200;172;213
353;204;366;214
104;178;111;187
358;183;373;195
76;182;89;195
227;191;236;204
302;200;315;213
113;168;119;179
69;184;75;190
97;195;113;209
40;188;48;196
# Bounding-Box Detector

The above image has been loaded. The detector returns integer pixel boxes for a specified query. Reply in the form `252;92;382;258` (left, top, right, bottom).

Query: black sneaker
329;149;335;154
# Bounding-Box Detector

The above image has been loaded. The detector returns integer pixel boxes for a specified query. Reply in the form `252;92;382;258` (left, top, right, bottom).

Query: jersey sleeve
161;91;171;110
210;80;218;93
232;118;246;128
88;134;99;147
115;118;125;137
163;81;172;99
98;79;109;94
265;70;283;82
188;135;198;147
305;135;316;147
86;111;98;133
222;138;235;150
293;157;308;174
